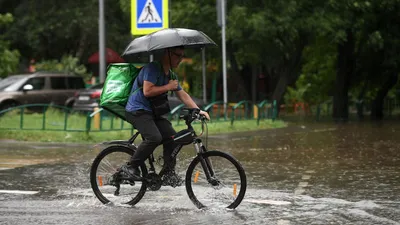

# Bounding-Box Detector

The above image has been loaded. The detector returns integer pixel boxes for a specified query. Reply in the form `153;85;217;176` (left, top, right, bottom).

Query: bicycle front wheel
185;151;247;209
90;145;147;206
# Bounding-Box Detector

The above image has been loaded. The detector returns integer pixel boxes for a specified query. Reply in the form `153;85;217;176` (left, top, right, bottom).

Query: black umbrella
122;28;217;57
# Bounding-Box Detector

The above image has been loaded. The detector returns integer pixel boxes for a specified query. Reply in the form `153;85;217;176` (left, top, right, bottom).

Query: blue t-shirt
125;62;182;112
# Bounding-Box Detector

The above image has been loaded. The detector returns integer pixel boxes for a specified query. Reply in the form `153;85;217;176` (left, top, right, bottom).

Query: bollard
94;107;100;129
253;105;258;119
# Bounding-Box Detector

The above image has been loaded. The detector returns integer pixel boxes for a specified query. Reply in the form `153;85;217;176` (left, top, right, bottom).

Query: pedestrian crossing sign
131;0;169;35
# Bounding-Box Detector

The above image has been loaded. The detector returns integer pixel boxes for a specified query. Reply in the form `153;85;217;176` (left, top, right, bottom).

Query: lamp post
217;0;228;116
98;0;106;83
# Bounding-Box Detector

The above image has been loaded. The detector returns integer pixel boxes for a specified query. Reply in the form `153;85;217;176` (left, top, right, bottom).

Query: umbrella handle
170;70;178;80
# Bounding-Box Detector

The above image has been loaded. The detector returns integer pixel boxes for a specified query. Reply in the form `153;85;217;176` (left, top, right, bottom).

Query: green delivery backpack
99;62;177;120
100;63;142;120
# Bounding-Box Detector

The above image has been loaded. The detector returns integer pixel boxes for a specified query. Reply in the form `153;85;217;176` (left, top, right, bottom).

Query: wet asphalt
0;121;399;225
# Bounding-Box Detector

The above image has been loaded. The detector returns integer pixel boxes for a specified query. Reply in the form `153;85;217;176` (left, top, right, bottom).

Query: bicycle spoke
90;146;147;206
186;151;246;209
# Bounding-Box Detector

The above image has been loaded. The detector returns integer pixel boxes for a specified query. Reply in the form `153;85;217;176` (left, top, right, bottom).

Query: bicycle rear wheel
90;145;147;206
185;151;247;209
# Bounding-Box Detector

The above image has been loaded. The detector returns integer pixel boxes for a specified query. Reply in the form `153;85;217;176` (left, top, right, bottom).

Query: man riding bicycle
123;46;210;186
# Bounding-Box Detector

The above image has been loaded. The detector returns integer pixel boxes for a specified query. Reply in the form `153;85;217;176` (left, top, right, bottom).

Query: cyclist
123;46;210;186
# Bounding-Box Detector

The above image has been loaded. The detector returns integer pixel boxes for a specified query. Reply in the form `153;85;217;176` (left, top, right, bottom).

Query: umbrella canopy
122;28;216;57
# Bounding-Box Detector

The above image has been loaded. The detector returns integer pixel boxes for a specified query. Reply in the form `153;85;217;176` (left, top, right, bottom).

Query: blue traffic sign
131;0;169;35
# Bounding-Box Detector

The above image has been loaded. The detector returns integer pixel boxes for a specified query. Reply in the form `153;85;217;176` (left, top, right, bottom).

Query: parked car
0;72;85;111
72;83;104;112
72;83;205;113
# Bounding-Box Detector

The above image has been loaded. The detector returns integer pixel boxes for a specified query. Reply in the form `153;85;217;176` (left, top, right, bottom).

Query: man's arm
175;89;198;108
143;80;177;97
175;90;210;120
141;63;178;97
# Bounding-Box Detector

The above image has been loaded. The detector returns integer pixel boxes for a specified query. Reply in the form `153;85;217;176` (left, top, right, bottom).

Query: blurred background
0;0;399;121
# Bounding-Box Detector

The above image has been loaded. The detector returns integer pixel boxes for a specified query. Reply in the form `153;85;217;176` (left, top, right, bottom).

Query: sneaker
161;170;183;187
119;164;142;181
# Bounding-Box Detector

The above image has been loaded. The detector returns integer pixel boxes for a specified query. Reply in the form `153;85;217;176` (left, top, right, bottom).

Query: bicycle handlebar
180;108;208;125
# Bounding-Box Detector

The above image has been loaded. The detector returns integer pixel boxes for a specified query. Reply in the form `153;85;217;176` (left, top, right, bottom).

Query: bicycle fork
193;139;219;186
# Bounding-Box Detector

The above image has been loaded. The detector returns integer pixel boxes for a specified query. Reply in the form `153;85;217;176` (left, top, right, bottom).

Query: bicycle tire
90;145;148;206
185;150;247;209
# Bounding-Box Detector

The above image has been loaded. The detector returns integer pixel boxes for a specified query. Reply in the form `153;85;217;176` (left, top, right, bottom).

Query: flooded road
0;121;399;225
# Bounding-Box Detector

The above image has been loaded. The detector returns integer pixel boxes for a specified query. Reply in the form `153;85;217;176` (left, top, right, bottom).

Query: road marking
277;220;291;225
295;170;314;195
298;182;308;187
0;190;39;195
294;187;305;195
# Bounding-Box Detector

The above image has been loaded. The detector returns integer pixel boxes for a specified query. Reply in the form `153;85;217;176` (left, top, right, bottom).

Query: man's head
163;46;185;68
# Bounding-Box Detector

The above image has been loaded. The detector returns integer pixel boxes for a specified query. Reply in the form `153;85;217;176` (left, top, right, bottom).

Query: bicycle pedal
120;175;143;182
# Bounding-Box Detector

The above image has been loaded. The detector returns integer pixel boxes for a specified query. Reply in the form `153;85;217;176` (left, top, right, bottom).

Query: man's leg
154;116;178;172
125;111;162;169
154;116;183;187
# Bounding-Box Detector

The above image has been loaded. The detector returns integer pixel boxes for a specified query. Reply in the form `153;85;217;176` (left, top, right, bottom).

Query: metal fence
0;100;278;132
279;96;400;121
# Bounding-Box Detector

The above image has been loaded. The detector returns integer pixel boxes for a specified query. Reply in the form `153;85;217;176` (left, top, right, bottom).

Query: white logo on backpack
106;80;124;94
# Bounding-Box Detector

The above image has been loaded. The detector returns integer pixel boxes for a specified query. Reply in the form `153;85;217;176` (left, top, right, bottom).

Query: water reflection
0;121;399;224
217;122;400;203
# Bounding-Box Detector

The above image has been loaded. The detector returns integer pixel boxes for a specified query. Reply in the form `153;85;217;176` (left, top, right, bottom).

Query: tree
365;1;400;119
0;13;20;77
2;0;130;65
169;0;321;105
290;37;336;105
35;55;89;79
315;0;400;120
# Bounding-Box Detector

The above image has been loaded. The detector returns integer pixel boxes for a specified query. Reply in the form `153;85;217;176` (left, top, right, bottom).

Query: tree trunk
272;72;289;105
228;47;249;101
75;31;88;62
263;66;278;100
356;84;367;120
251;64;258;104
370;74;398;120
271;40;305;109
333;29;355;121
240;65;252;100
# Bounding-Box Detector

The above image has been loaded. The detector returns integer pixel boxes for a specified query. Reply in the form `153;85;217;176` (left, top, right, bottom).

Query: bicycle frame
100;108;216;182
90;108;247;209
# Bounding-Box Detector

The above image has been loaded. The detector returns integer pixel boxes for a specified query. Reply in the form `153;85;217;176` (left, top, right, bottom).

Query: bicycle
90;108;247;209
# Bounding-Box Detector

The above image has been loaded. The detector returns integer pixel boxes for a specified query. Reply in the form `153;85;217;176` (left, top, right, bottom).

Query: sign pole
99;0;106;83
221;0;228;117
202;48;207;103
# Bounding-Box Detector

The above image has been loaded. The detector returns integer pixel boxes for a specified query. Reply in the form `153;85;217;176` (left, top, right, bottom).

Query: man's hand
167;80;179;91
199;110;210;120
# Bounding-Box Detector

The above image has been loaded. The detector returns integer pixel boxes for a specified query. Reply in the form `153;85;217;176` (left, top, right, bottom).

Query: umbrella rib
177;29;186;48
147;34;153;52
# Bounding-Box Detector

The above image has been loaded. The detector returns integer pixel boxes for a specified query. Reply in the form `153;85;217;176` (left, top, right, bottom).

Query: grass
0;107;286;143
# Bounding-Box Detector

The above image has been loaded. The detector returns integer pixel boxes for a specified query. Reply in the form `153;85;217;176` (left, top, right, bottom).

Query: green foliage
0;47;20;78
0;13;14;24
4;0;130;63
35;55;90;79
0;13;20;77
298;38;336;104
284;36;336;105
284;85;309;105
